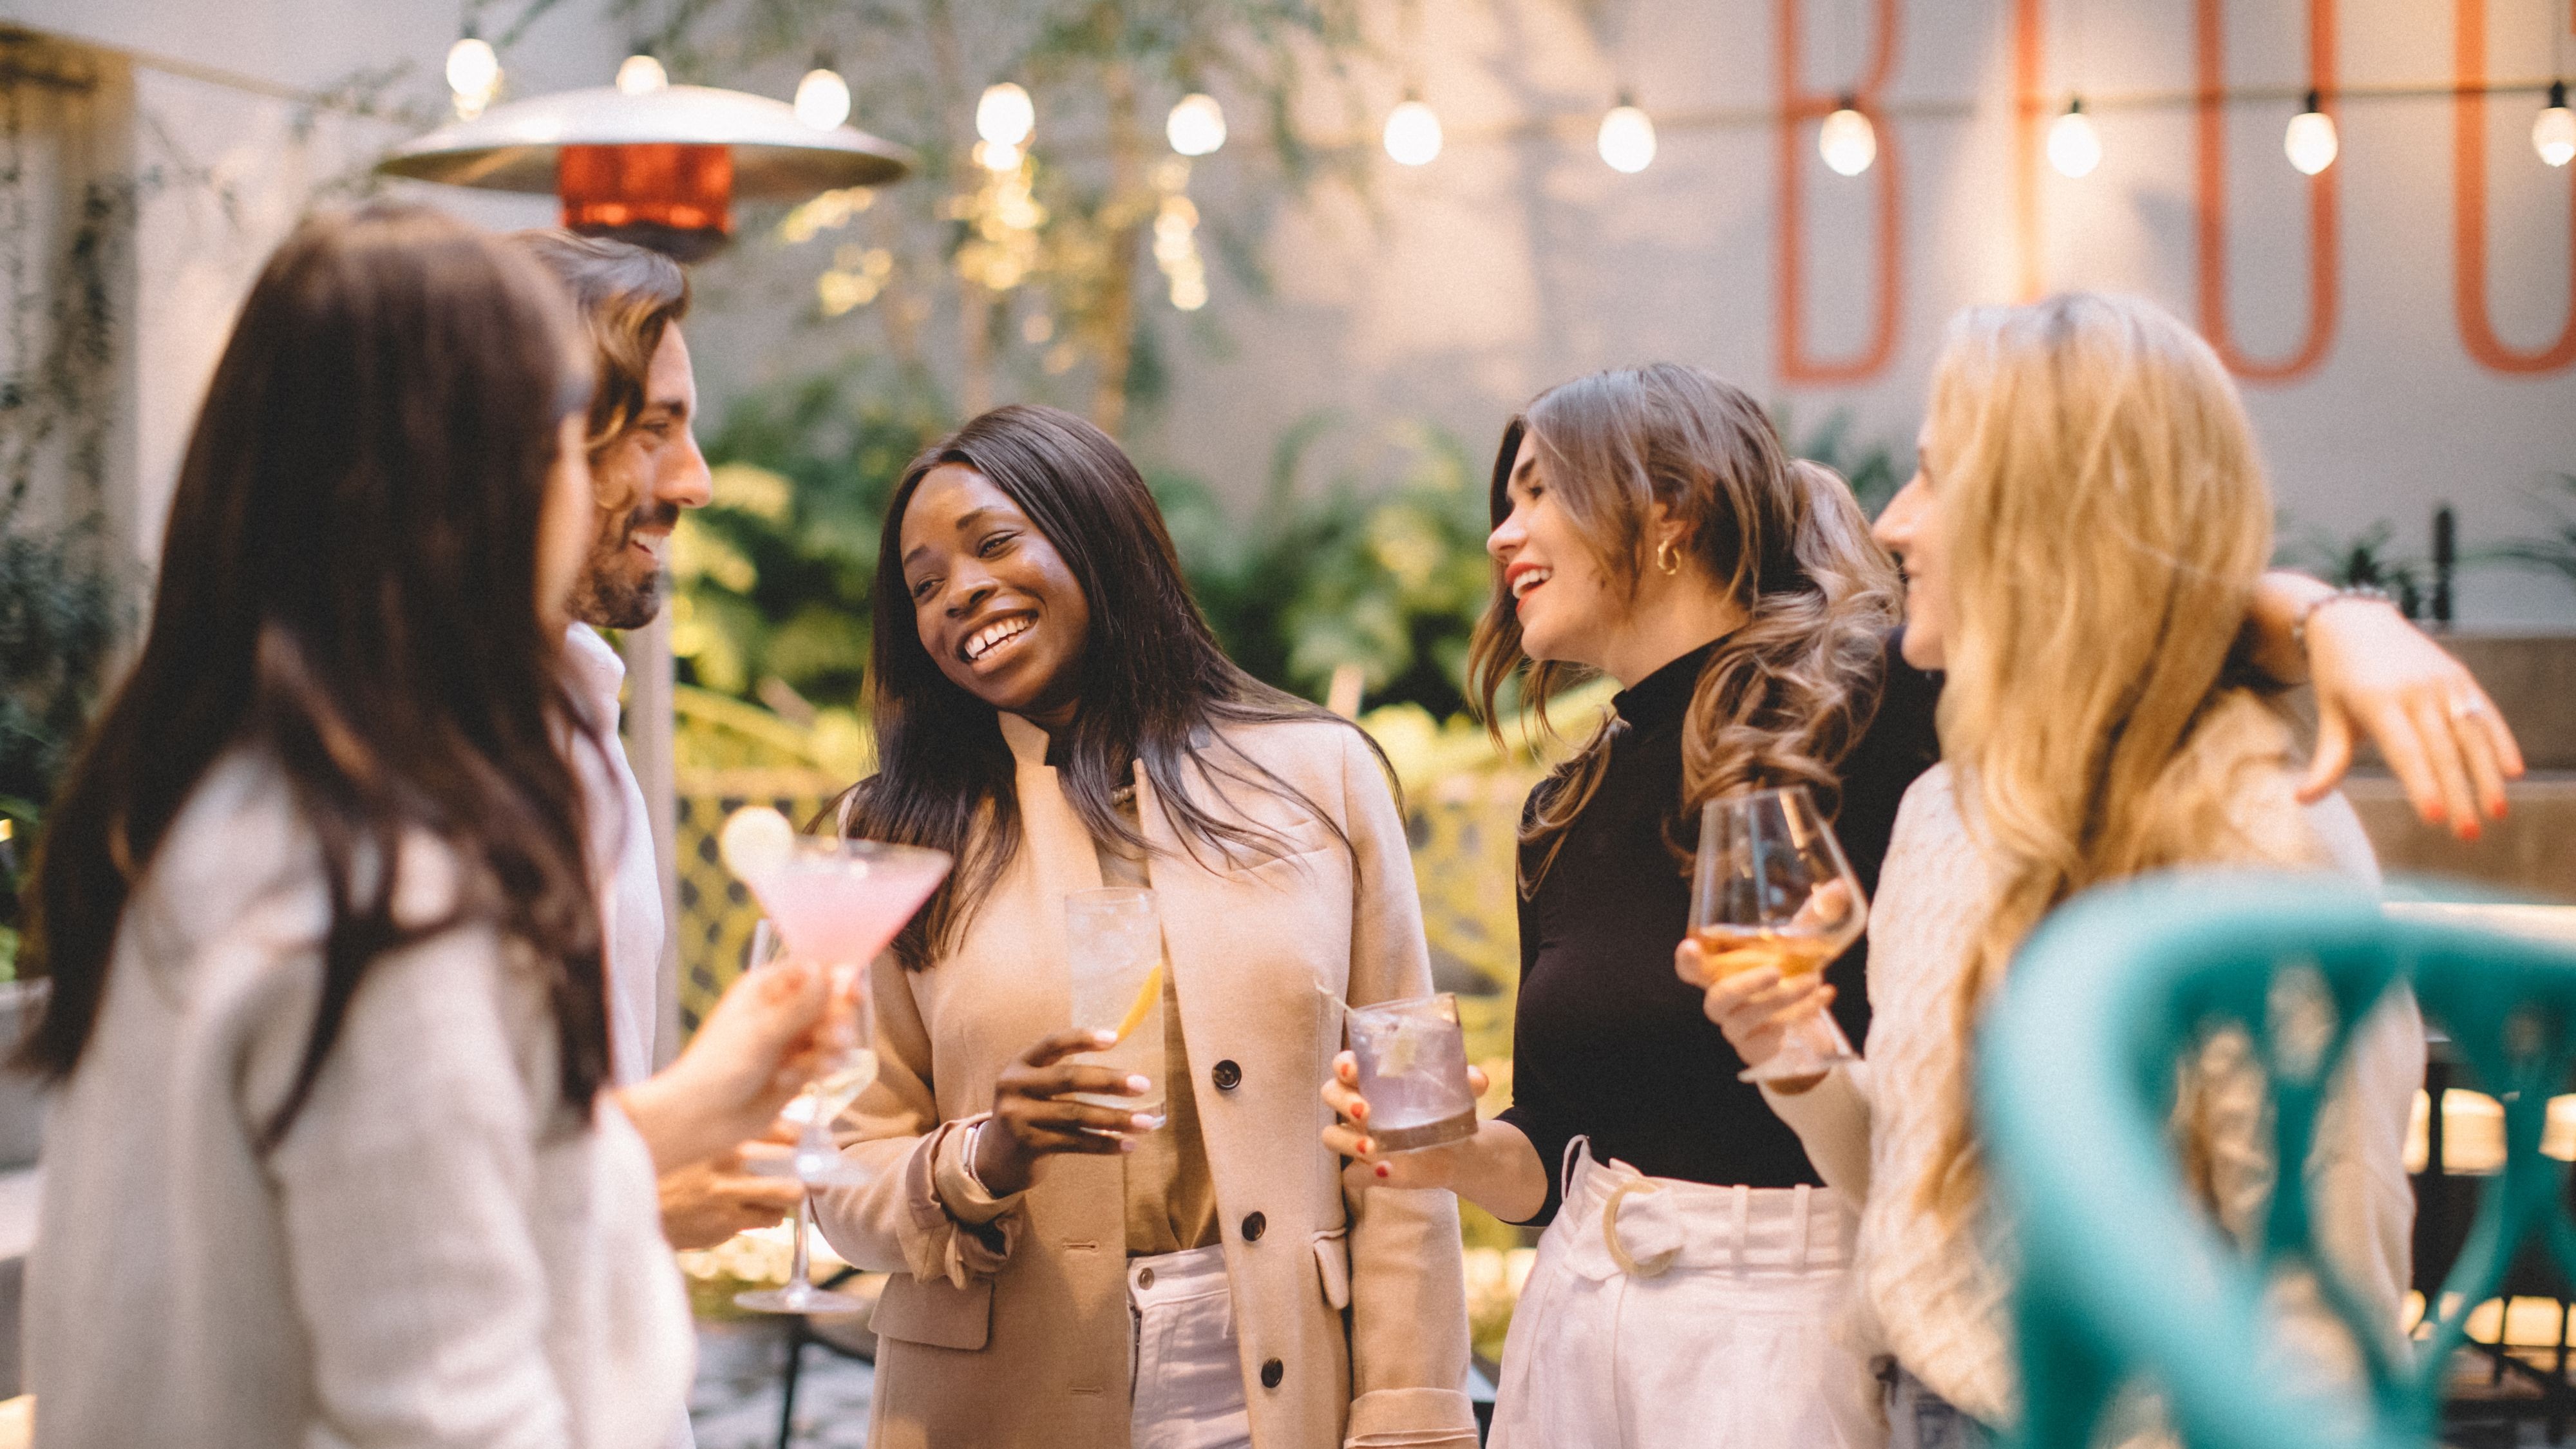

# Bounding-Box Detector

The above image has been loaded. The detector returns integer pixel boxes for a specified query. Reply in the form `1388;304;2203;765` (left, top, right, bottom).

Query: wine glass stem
788;1197;815;1294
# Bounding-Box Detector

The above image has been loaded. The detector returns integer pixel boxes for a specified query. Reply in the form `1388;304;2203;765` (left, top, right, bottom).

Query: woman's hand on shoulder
1677;938;1830;1095
972;1029;1161;1198
1320;1050;1489;1193
2299;599;2522;837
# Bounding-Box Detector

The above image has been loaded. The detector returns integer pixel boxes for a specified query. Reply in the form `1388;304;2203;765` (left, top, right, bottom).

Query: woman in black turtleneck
1317;363;2488;1449
1497;627;1939;1224
1325;365;1908;1449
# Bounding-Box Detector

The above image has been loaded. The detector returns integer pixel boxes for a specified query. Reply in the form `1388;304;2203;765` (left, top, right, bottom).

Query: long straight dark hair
844;404;1373;970
17;204;611;1145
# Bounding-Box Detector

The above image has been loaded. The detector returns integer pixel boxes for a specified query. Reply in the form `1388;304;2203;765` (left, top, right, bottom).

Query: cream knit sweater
1764;764;2421;1427
27;752;690;1449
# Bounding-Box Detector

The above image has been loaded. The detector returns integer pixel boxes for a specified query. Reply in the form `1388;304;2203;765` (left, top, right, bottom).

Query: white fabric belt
1560;1139;1856;1280
1130;1242;1232;1305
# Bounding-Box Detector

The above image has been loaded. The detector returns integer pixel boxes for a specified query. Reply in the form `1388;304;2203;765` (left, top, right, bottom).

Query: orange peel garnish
1113;960;1165;1044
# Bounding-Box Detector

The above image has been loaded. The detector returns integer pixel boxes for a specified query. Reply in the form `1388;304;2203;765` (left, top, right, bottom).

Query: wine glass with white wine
1689;784;1868;1084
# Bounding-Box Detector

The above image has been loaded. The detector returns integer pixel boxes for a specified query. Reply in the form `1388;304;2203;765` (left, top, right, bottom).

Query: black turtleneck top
1493;631;1942;1224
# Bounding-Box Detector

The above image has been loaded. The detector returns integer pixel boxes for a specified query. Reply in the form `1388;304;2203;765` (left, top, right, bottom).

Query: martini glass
730;833;949;1315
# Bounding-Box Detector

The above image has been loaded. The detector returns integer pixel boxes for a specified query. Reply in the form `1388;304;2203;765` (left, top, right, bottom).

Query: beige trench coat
813;711;1478;1449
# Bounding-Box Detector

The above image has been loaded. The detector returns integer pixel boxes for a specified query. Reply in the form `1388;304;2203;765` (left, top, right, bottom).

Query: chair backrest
1979;871;2576;1449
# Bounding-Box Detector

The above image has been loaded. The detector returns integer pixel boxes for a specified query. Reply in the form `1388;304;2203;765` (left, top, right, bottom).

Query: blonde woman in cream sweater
1689;293;2425;1448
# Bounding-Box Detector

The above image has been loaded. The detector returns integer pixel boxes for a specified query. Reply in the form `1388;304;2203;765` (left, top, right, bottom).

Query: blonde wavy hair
1922;292;2321;1222
1468;363;1901;890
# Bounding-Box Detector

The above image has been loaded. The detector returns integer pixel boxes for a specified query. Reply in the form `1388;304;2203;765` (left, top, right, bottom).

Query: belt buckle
1600;1176;1676;1278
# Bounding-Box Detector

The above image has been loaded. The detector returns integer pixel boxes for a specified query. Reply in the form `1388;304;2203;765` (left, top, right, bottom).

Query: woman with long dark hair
810;404;1477;1449
21;205;831;1448
1320;363;2514;1448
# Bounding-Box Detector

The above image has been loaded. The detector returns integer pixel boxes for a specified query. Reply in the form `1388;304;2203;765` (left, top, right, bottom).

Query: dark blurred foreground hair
17;204;611;1147
842;404;1381;970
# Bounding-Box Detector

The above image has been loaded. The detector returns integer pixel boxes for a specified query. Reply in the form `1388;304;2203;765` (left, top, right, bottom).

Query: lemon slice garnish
1112;960;1165;1044
719;805;795;882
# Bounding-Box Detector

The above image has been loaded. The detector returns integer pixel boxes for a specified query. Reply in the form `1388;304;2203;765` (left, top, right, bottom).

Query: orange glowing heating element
556;144;734;236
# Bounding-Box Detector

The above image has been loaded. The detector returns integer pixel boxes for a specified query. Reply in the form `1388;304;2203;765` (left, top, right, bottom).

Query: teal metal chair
1980;872;2576;1449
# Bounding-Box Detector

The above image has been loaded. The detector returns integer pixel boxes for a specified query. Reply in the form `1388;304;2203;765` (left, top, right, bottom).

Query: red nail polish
1375;1164;1390;1179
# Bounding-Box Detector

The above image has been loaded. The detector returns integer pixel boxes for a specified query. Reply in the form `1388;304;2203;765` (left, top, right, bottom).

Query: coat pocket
1311;1226;1353;1311
869;1272;995;1351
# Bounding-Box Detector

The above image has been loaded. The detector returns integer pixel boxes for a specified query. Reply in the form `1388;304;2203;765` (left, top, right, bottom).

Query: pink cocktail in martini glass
730;833;949;1316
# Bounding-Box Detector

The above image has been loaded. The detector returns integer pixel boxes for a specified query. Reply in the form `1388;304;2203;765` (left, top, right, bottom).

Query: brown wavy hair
1466;364;1900;890
511;229;688;462
16;205;609;1147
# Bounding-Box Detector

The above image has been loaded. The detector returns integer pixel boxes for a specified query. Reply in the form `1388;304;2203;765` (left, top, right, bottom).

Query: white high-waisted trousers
1130;1243;1253;1449
1490;1140;1885;1449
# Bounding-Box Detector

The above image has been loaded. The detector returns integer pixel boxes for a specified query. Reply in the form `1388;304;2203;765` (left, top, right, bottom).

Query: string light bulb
445;30;500;117
1167;93;1227;156
2047;97;2102;178
2284;90;2337;175
1596;96;1656;173
2537;81;2575;168
794;58;851;130
1383;95;1443;166
977;82;1036;149
1819;95;1877;176
616;53;667;95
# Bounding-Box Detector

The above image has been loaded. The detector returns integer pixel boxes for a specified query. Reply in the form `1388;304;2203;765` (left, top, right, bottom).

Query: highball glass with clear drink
1063;887;1168;1124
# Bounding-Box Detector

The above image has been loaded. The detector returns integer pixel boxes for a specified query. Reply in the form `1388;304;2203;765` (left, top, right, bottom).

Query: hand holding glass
1345;992;1479;1152
1690;786;1867;1083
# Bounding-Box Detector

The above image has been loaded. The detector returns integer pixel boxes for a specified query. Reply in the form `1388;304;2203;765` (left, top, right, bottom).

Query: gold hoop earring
1656;538;1682;576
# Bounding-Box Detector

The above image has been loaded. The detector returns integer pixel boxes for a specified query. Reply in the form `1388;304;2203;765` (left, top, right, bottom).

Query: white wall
1124;0;2576;625
0;0;624;564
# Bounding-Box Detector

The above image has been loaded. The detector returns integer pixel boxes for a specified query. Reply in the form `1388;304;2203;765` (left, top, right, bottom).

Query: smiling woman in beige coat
810;404;1478;1449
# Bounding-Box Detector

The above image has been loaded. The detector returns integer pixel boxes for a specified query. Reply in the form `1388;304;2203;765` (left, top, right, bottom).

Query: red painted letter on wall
2197;0;2340;383
2455;0;2576;375
1776;0;1904;384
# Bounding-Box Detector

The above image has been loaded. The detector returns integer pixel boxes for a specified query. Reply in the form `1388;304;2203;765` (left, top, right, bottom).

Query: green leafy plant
2280;518;2426;620
669;370;948;719
641;0;1376;436
2486;473;2576;599
1170;415;1493;719
1781;405;1906;518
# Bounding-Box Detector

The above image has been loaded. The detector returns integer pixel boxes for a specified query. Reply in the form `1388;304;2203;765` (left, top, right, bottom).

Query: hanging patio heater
376;82;914;261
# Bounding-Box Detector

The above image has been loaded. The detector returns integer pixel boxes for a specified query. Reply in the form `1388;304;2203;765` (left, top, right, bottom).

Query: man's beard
569;500;680;631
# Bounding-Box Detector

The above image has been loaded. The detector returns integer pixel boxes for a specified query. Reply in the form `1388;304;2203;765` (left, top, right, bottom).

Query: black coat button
1212;1059;1242;1091
1241;1211;1266;1242
1260;1358;1284;1389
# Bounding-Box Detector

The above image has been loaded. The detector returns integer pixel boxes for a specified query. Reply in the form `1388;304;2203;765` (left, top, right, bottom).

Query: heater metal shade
377;83;913;257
